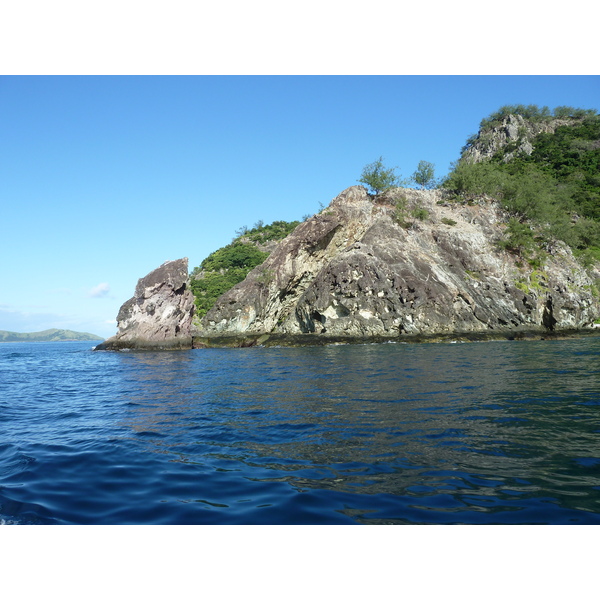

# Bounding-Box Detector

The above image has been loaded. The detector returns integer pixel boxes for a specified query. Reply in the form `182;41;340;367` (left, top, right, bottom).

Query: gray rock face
96;258;195;350
195;186;600;343
462;115;575;163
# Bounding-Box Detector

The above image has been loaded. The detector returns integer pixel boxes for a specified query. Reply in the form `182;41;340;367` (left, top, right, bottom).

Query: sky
1;75;599;338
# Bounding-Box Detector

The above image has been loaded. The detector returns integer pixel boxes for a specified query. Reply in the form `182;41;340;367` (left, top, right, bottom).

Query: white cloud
88;283;111;298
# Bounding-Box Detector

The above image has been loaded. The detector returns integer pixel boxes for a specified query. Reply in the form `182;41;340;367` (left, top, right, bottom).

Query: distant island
0;329;104;343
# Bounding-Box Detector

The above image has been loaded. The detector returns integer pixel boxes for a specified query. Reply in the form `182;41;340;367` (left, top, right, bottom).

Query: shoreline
94;327;600;351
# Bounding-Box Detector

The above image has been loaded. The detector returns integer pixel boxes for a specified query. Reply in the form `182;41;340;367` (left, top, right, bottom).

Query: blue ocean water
1;337;599;524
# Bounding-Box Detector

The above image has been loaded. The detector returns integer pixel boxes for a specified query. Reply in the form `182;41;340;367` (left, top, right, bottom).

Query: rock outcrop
96;258;195;350
193;186;600;346
97;189;600;351
461;114;576;164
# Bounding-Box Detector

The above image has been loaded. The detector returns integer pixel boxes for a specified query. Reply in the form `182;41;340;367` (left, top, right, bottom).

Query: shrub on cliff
498;218;536;256
244;220;300;243
411;160;437;189
359;157;403;194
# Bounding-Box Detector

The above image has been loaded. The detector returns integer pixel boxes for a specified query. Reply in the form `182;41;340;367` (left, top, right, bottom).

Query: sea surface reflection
1;338;599;523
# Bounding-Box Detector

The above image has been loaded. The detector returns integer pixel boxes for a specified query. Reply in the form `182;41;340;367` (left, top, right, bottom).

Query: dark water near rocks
1;337;599;525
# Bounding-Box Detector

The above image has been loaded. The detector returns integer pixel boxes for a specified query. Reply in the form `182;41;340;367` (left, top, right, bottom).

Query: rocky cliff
96;106;600;351
461;114;577;164
96;187;600;351
191;186;599;346
96;258;195;350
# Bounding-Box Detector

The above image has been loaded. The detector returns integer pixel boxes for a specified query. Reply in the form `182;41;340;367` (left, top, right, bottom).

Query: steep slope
461;113;578;164
193;186;599;346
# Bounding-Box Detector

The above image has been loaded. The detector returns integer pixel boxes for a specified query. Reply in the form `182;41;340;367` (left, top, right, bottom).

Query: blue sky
1;75;599;338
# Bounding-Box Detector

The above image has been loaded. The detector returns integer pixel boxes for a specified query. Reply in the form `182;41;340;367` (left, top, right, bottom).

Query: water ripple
1;338;600;523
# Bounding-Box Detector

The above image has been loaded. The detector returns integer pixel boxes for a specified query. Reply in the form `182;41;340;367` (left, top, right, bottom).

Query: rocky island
96;106;600;350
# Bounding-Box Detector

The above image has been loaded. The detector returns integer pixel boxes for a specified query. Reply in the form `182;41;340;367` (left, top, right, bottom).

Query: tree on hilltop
358;157;402;194
411;160;436;189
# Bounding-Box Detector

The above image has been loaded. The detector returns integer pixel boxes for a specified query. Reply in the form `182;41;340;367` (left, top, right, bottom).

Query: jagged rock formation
96;258;195;350
97;107;600;351
462;114;577;164
193;186;599;346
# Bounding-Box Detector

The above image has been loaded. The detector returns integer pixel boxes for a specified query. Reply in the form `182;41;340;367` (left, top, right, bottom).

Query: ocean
1;336;599;524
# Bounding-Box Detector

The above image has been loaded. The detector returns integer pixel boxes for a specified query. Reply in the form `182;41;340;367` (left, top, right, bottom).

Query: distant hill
0;328;104;342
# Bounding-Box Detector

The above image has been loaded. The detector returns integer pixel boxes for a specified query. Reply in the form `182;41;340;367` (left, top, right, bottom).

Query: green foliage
442;160;510;197
514;270;548;296
480;104;551;129
190;219;301;320
499;163;565;222
478;104;597;130
552;106;598;119
411;207;429;221
498;218;536;255
191;241;268;319
359;157;402;194
411;160;436;189
199;241;268;272
444;107;600;254
523;118;600;220
574;246;600;268
570;219;600;249
392;194;411;228
441;217;457;226
190;269;250;319
243;220;300;243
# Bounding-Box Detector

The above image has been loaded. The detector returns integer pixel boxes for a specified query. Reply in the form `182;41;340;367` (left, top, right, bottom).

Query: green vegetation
392;194;411;228
411;160;436;189
358;157;403;194
515;269;548;295
443;105;600;261
478;104;598;130
235;220;300;244
191;242;269;319
190;220;300;320
196;242;269;273
411;207;429;221
497;218;536;255
441;217;457;226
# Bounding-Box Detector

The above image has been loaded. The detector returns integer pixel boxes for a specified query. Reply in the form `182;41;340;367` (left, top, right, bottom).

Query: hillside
1;329;104;342
190;220;300;321
191;185;599;346
96;105;600;350
444;105;600;263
